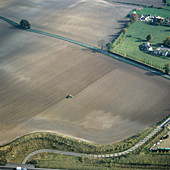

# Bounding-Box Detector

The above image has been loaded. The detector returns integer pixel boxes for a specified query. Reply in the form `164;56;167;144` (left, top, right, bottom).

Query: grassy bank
26;126;169;169
0;126;155;164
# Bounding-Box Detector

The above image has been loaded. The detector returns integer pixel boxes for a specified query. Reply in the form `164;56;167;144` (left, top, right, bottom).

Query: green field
114;21;170;70
135;7;170;18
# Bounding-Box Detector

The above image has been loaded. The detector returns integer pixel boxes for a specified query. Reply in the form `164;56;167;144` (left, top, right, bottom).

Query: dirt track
0;0;170;145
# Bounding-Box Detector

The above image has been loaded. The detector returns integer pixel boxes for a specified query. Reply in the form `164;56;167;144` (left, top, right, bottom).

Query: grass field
135;7;170;18
106;0;164;7
114;21;170;70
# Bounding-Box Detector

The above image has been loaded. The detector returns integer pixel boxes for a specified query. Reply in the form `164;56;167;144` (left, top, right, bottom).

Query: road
0;165;62;170
22;117;170;163
0;16;170;80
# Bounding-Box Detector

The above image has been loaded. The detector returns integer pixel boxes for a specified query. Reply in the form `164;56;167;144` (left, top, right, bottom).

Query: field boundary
0;16;170;80
22;117;170;163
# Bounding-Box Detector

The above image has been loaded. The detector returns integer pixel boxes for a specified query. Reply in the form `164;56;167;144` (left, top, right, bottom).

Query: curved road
22;118;170;163
0;16;170;80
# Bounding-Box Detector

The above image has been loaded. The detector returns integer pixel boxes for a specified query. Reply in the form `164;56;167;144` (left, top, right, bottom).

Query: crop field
0;0;170;146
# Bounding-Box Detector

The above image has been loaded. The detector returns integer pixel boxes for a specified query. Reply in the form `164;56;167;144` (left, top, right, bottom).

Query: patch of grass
113;21;170;71
135;7;170;18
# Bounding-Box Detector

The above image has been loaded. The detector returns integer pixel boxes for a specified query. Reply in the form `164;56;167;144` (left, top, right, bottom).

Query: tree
146;34;152;42
126;22;130;27
130;12;138;23
122;28;127;34
164;63;170;74
163;36;170;47
106;42;113;52
0;157;7;166
97;39;106;50
20;19;31;29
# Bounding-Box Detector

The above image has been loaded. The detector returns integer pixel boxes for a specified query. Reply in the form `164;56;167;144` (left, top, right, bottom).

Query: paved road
22;118;170;163
0;165;61;170
0;16;170;80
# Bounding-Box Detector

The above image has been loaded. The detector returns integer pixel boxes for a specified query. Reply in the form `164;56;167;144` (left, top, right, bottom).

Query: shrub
163;36;170;47
130;13;138;23
20;19;31;29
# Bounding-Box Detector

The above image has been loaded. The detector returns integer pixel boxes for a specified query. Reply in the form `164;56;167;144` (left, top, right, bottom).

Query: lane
0;16;170;80
22;117;170;163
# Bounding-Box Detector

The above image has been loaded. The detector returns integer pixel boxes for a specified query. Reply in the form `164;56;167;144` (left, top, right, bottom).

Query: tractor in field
66;94;73;99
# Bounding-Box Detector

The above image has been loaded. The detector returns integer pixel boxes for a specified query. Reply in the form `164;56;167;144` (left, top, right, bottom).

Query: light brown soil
0;0;142;46
0;0;170;145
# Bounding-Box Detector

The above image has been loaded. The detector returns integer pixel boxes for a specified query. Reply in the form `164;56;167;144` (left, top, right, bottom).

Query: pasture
0;0;170;146
114;21;170;70
106;0;164;7
136;7;170;18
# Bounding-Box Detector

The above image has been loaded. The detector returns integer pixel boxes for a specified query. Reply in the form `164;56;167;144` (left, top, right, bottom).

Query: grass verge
26;126;170;169
0;126;155;164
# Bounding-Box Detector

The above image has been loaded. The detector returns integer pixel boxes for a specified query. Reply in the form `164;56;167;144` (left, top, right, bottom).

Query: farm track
22;117;170;163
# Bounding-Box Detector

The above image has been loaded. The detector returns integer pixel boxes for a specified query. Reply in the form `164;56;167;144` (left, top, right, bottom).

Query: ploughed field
0;0;170;145
0;0;142;46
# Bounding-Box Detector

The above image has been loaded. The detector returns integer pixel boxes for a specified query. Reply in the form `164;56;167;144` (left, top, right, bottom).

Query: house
161;51;168;56
153;50;161;55
144;42;153;51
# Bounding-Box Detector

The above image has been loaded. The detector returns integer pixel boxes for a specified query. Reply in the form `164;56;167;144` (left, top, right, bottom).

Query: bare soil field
0;0;142;46
0;0;170;145
106;0;163;7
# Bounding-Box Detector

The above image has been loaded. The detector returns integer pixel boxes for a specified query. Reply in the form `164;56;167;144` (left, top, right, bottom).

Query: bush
126;22;131;27
20;19;31;29
163;36;170;47
0;157;7;166
164;63;170;74
146;34;152;41
130;13;138;23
